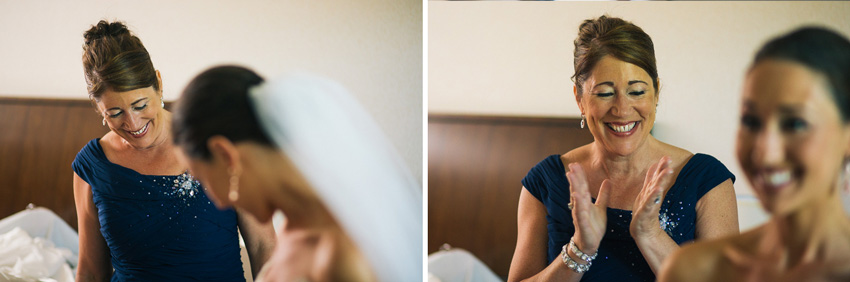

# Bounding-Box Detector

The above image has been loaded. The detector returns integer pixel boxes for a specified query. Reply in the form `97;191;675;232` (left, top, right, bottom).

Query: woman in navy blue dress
72;21;275;281
507;16;740;282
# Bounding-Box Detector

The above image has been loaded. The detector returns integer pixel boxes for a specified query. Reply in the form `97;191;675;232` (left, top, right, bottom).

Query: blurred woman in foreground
172;66;422;281
661;27;850;282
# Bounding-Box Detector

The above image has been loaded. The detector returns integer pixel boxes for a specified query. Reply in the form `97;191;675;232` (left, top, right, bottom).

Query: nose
751;125;785;168
610;93;633;117
123;111;144;130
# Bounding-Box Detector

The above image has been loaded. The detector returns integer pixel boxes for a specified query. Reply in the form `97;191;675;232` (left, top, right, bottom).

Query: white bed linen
428;248;502;282
0;207;78;282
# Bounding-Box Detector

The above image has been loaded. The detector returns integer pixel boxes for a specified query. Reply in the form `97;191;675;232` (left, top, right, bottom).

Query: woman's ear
156;70;163;94
207;136;242;174
574;85;584;113
655;78;662;101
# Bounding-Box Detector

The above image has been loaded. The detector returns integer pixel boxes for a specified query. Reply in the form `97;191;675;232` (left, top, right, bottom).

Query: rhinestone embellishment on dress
163;172;201;198
659;211;678;236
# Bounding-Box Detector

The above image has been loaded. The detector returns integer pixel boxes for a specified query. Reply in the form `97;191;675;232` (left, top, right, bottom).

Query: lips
127;121;150;138
759;169;793;192
605;121;639;136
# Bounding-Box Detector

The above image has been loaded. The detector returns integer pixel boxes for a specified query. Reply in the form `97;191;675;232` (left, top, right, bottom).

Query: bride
171;65;422;281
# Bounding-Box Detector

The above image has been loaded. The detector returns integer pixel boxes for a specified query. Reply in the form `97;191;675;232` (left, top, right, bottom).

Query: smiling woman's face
96;86;167;149
737;59;850;216
578;55;658;156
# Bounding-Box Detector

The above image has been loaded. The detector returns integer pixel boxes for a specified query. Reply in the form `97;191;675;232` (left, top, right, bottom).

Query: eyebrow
777;105;804;115
593;80;648;88
742;100;805;114
106;98;149;112
593;82;615;88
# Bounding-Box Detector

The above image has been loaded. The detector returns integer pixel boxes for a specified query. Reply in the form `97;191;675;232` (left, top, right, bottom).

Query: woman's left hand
630;156;675;241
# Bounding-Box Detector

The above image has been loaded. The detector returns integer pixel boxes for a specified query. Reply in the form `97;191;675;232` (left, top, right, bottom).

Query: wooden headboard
0;97;109;231
428;114;594;278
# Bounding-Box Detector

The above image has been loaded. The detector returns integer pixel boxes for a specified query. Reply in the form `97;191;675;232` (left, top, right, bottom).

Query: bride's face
736;59;850;215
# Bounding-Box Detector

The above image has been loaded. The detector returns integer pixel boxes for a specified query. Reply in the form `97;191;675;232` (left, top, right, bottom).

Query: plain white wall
429;1;850;230
0;0;423;182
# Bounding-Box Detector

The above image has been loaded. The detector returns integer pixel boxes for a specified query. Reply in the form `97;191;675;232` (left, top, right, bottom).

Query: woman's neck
252;146;337;232
591;136;659;180
761;188;850;266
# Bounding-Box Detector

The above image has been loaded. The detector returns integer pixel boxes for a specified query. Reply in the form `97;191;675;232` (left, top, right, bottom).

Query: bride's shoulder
661;239;727;282
661;228;761;282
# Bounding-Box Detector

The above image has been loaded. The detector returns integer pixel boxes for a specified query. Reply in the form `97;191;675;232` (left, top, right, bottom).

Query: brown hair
82;20;159;100
753;27;850;122
173;66;273;161
572;15;658;96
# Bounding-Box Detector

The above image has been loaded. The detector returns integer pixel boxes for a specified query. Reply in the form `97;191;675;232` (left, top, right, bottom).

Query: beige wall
0;0;423;182
430;1;850;193
429;1;850;230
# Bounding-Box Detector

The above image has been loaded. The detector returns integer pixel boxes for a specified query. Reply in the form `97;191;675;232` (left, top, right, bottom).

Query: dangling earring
228;168;240;202
102;118;106;126
580;114;586;129
161;97;165;108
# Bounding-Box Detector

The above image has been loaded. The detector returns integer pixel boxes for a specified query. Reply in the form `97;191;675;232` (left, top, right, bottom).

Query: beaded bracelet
569;239;598;262
560;237;598;274
561;244;591;273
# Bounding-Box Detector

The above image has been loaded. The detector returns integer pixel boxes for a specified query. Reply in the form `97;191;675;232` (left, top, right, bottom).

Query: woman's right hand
566;163;611;254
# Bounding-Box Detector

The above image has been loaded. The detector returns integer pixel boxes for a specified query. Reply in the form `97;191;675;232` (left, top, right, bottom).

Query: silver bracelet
561;243;592;273
569;238;597;262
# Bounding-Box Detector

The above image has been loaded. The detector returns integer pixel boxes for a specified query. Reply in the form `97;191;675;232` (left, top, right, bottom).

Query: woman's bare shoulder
561;144;593;165
657;142;693;167
661;239;727;282
99;131;119;148
662;227;763;282
98;132;118;153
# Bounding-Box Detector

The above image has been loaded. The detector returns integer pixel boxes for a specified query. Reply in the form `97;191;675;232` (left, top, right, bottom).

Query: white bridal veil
249;74;422;281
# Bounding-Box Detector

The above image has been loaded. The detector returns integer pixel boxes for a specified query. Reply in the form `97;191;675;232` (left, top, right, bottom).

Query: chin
756;197;779;215
128;139;154;149
603;136;647;156
755;188;803;217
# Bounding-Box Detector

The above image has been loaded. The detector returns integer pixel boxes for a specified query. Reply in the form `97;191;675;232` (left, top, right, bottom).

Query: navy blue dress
73;139;245;281
522;153;734;282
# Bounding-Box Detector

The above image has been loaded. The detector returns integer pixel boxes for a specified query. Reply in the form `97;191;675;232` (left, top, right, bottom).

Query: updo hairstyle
752;27;850;122
172;66;274;161
82;20;159;100
572;16;659;96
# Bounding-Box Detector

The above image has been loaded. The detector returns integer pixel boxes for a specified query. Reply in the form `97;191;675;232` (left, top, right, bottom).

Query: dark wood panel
0;97;109;231
428;114;594;278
